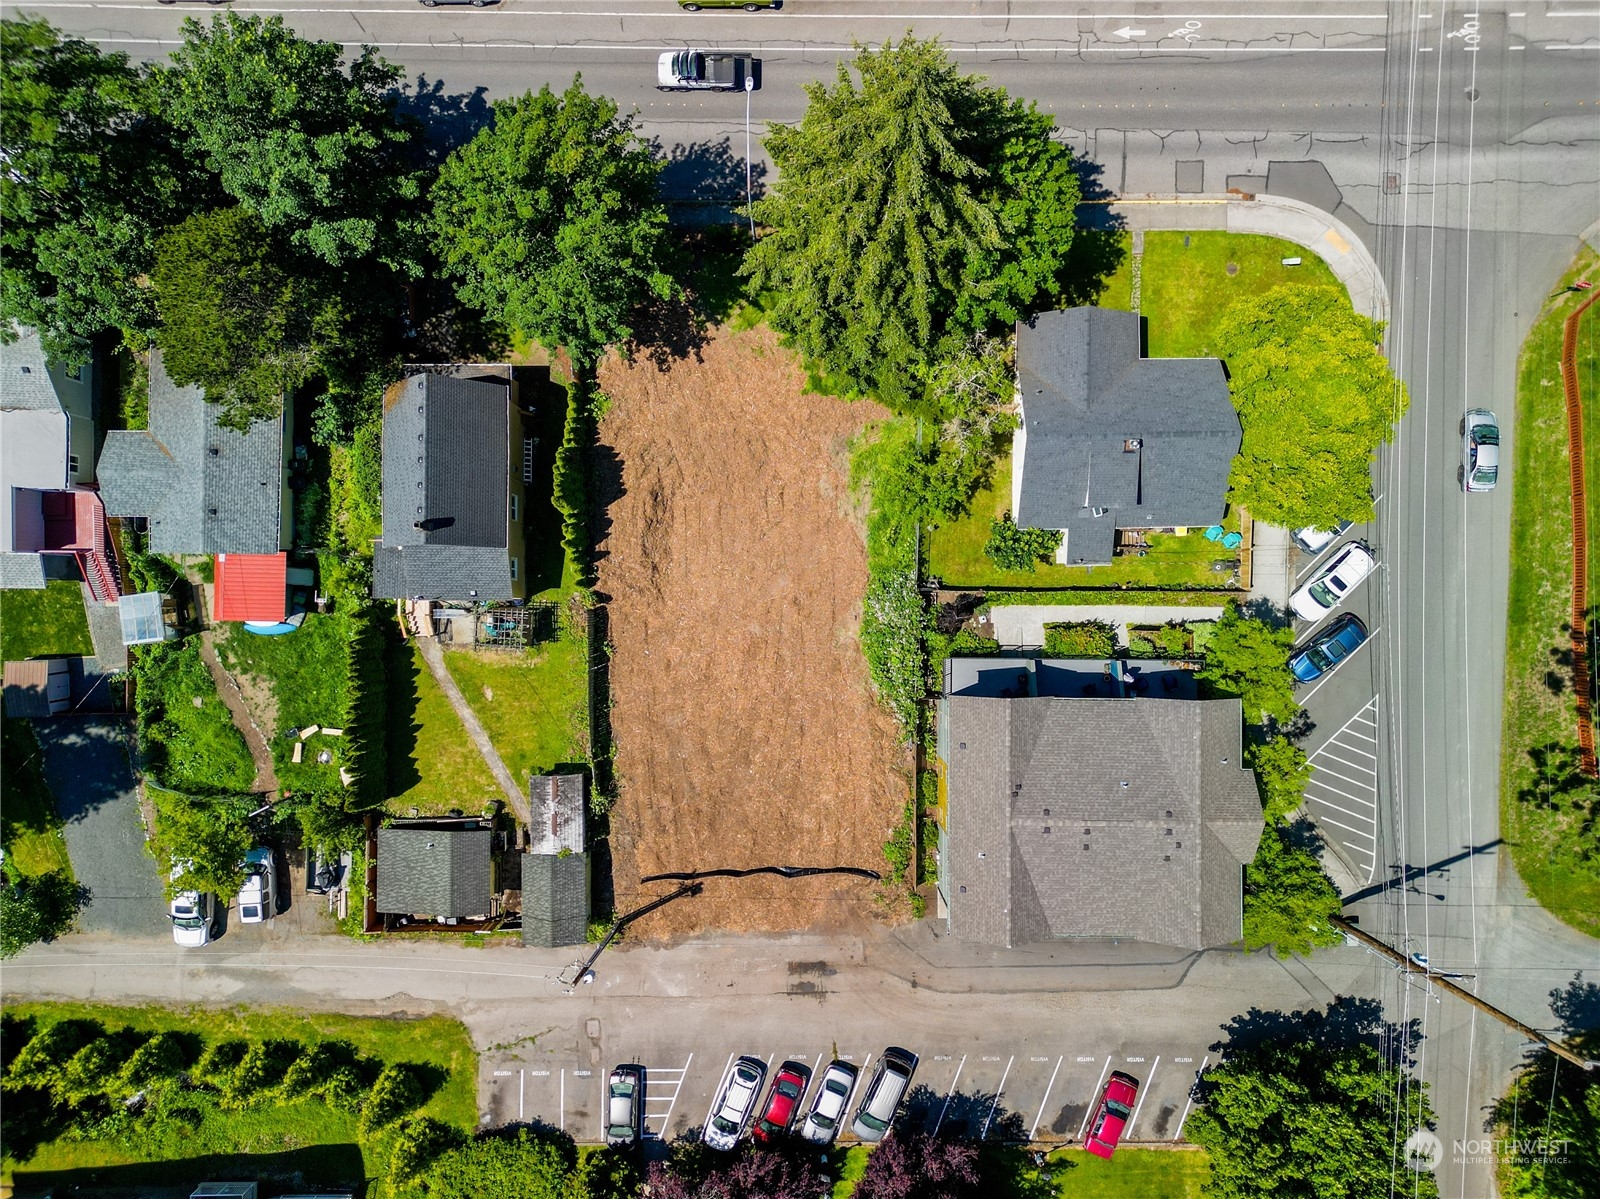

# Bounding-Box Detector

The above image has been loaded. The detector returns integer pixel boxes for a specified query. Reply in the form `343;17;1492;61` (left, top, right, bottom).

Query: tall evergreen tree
743;36;1081;413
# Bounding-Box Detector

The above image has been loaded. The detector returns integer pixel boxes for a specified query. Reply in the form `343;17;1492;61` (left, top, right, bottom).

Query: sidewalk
1247;522;1294;616
989;604;1227;649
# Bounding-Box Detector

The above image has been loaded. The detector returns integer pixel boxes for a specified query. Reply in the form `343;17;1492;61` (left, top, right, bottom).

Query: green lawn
2;1000;477;1192
0;579;93;661
0;719;73;878
1041;1147;1209;1198
1138;232;1341;358
1501;245;1600;938
928;456;1243;590
216;613;351;794
385;640;501;815
442;634;588;789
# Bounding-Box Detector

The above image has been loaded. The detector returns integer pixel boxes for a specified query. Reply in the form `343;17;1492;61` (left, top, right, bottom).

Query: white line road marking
560;1068;565;1131
653;1053;692;1138
932;1055;967;1136
703;1054;736;1135
1304;694;1383;877
1079;1057;1113;1140
1297;627;1381;705
1127;1056;1158;1135
15;3;1395;15
844;1053;872;1121
1030;1056;1064;1142
599;1072;605;1143
981;1055;1015;1139
1173;1055;1208;1140
520;1068;525;1121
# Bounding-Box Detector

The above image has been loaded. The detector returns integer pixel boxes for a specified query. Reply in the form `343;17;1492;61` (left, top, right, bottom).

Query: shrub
1242;824;1344;957
1250;736;1313;824
153;791;254;899
0;868;82;957
860;571;929;738
1043;620;1117;658
129;640;255;794
218;1039;303;1108
5;1019;102;1091
1125;622;1192;659
195;1039;249;1090
552;379;594;587
982;514;1062;572
119;1032;192;1092
359;1062;431;1136
882;798;916;886
387;1115;467;1185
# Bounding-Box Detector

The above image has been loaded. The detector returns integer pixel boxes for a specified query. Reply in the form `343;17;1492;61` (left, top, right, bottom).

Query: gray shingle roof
1014;308;1240;565
0;553;47;589
373;372;511;600
375;824;493;918
521;852;590;947
943;695;1263;950
96;351;283;555
2;327;62;412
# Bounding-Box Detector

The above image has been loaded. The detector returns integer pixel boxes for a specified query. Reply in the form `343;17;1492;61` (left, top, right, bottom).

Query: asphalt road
7;2;1600;1195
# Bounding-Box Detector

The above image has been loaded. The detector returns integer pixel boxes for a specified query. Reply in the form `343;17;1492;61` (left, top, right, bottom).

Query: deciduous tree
0;18;195;357
152;206;327;429
644;1141;829;1199
744;36;1082;413
1241;825;1344;958
155;793;254;900
430;79;675;372
1196;603;1300;728
163;13;421;271
1215;285;1407;530
1185;1007;1438;1199
852;1131;985;1199
0;868;82;958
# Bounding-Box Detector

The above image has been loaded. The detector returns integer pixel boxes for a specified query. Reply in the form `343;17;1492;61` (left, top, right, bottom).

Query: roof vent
1166;810;1173;818
1164;854;1171;862
1083;828;1091;835
1123;438;1142;452
1119;781;1129;788
1083;843;1090;851
1092;506;1110;518
1042;826;1051;834
19;366;30;374
1042;808;1050;816
208;446;220;456
207;507;217;515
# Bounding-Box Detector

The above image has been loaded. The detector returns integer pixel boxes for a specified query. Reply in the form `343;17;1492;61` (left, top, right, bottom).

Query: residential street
5;3;1599;1197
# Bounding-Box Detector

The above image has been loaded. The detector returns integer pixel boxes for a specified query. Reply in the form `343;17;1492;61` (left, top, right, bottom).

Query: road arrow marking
1114;25;1146;38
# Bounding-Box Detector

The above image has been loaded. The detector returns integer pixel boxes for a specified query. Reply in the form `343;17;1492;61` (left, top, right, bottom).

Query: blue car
1289;614;1369;683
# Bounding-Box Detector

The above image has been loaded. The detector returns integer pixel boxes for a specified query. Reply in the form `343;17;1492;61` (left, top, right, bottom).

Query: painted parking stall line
1078;1057;1114;1139
981;1055;1015;1139
931;1054;967;1136
1126;1055;1158;1137
1173;1055;1209;1140
1303;696;1381;881
1030;1056;1064;1141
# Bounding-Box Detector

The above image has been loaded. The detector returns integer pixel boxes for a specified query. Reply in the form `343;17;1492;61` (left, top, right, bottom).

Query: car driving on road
679;0;781;9
1084;1071;1140;1159
703;1056;766;1151
850;1047;917;1143
1462;408;1500;492
606;1064;644;1145
1290;613;1370;683
753;1059;811;1141
1289;541;1377;622
799;1059;858;1146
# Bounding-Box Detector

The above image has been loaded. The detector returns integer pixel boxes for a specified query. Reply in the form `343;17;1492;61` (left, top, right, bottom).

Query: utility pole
1331;917;1597;1070
744;74;756;239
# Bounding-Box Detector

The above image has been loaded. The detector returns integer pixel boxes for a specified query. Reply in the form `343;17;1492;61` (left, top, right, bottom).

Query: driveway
36;717;166;937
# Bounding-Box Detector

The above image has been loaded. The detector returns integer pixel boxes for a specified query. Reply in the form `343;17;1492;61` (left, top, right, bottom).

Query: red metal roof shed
213;552;288;623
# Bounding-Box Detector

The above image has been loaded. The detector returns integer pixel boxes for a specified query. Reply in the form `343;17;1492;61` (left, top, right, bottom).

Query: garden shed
522;773;590;947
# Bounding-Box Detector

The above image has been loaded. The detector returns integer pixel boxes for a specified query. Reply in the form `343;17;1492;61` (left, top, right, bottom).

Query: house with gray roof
1;326;105;590
375;819;495;922
936;678;1263;951
95;350;290;556
1012;307;1240;566
372;367;527;602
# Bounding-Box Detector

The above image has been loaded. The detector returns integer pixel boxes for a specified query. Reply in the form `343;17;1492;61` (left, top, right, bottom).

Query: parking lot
481;1036;1214;1147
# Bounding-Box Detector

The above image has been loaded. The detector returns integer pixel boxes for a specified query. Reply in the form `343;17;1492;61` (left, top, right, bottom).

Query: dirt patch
596;325;908;937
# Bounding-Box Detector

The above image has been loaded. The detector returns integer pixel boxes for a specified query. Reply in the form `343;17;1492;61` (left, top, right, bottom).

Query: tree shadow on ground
394;74;495;168
10;1146;367;1195
1211;994;1424;1070
1549;971;1600;1036
628;225;756;371
659;138;768;210
382;637;423;797
512;365;571;596
903;1082;1026;1141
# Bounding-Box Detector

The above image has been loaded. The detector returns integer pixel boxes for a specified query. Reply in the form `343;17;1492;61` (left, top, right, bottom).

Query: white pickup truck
657;49;755;92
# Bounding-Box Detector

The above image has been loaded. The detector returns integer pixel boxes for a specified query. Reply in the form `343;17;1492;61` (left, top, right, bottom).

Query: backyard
442;628;589;786
596;323;907;937
1;1000;477;1194
0;719;72;879
1500;245;1600;937
384;639;502;815
0;579;93;661
927;231;1337;590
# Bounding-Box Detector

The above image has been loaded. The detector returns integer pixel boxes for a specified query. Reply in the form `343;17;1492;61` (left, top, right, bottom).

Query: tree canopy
430;79;675;372
744;36;1082;413
0;18;194;359
1196;603;1300;728
643;1141;829;1199
1185;1005;1438;1199
1241;825;1345;957
163;13;422;271
1215;285;1407;530
153;206;328;429
852;1131;986;1199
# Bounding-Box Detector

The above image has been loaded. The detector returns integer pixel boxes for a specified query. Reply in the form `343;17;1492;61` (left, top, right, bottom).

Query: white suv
703;1056;766;1151
238;847;275;924
1290;541;1376;622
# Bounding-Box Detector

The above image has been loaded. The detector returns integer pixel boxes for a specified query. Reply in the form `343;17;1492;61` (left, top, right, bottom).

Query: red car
753;1059;812;1141
1083;1071;1140;1159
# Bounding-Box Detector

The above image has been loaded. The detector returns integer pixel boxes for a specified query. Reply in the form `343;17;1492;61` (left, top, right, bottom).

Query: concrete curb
1093;193;1390;323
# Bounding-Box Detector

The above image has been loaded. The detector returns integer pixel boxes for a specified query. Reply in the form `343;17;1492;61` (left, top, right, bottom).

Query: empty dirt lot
596;325;907;937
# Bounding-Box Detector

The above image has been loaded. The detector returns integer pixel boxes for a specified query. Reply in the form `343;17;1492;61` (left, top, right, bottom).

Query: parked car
168;864;215;948
850;1047;917;1143
679;0;781;9
703;1056;766;1151
1084;1071;1140;1159
418;0;498;6
1292;520;1353;555
1290;614;1370;683
606;1064;644;1146
237;847;275;924
753;1059;812;1142
800;1059;858;1146
1289;541;1377;621
1462;408;1500;492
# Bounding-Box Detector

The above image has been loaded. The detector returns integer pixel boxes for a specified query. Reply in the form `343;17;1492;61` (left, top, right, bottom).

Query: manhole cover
1226;262;1239;276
